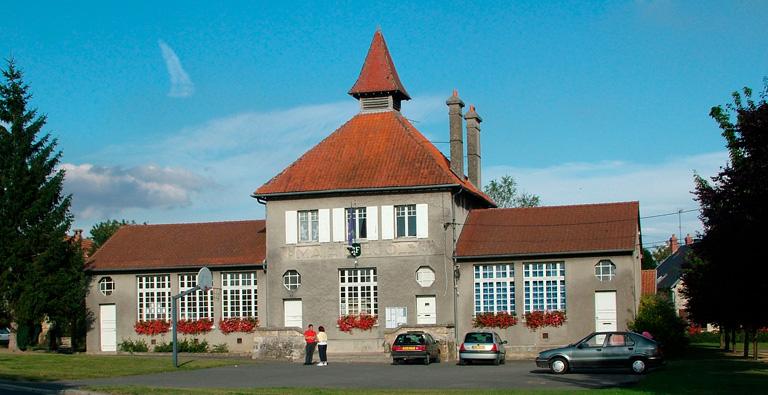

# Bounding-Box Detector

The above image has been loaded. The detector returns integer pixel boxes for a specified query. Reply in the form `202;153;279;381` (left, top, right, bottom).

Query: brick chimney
464;105;482;188
446;89;465;177
669;234;679;254
74;229;83;242
684;233;693;245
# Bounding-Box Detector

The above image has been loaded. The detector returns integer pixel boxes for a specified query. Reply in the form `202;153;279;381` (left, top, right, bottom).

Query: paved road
64;360;644;391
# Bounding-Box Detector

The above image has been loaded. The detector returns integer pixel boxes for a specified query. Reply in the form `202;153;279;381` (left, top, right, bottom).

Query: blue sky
3;1;766;248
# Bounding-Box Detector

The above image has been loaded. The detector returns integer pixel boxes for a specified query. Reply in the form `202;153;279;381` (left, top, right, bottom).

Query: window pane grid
523;262;565;313
473;264;515;315
339;268;378;315
221;272;258;319
137;274;171;321
179;273;214;320
298;210;319;242
395;204;416;237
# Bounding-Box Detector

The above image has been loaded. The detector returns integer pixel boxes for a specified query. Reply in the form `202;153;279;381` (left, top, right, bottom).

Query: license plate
472;345;486;350
401;346;417;351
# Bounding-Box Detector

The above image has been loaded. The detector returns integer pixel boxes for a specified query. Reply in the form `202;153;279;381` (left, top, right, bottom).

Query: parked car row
0;327;10;344
391;330;664;375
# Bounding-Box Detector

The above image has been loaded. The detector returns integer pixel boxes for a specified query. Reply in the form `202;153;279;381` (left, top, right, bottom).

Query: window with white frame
283;270;301;291
221;272;258;319
346;207;367;240
523;262;566;313
595;260;616;281
395;204;417;237
473;264;515;314
99;276;115;296
178;273;213;320
339;268;378;315
137;274;171;321
298;210;319;242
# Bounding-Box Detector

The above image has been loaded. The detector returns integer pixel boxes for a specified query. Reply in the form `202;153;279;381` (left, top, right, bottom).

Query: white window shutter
366;206;378;240
318;209;330;243
381;205;394;240
332;208;345;242
416;204;429;239
285;210;297;244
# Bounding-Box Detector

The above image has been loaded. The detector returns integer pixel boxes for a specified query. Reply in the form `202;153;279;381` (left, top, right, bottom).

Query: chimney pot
669;234;679;254
464;105;483;188
446;90;465;177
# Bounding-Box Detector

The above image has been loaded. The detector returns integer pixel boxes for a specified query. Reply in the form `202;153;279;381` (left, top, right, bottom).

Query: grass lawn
82;344;768;395
0;353;247;381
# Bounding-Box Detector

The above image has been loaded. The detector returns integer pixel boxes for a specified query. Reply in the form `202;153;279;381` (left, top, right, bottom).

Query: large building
85;31;642;359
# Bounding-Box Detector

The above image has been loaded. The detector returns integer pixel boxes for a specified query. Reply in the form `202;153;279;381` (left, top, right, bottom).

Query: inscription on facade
284;240;440;260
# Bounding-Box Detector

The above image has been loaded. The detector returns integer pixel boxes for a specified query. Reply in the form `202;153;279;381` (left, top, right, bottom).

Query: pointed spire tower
349;29;411;112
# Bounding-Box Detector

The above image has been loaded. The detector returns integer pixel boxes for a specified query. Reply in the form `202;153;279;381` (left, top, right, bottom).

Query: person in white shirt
316;326;328;366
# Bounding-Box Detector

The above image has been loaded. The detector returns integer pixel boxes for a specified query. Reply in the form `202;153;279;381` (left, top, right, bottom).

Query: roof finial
452;89;458;97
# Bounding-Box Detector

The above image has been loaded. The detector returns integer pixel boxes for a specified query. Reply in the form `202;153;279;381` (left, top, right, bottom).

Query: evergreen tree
0;60;77;349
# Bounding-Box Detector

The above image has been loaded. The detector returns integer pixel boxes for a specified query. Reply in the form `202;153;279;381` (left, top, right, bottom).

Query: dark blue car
535;331;664;374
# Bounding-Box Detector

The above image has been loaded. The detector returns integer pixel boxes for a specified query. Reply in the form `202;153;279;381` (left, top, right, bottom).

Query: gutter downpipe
452;187;462;358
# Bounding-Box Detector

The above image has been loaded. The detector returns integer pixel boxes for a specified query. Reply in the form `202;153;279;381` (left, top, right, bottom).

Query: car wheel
550;357;569;374
631;358;647;374
424;354;430;365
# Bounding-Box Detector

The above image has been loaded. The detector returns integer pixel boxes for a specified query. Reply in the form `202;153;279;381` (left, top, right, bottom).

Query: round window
99;276;115;295
283;270;301;290
594;260;616;281
416;266;435;287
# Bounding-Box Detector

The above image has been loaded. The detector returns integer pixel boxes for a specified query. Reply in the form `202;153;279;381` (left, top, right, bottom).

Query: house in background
84;30;644;359
656;233;695;318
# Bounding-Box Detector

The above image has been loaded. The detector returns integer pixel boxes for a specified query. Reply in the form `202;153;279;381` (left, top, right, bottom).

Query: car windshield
395;334;424;345
464;333;494;343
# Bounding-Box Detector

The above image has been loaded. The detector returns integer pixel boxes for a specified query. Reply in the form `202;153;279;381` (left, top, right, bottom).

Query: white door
99;304;117;352
284;300;303;328
416;296;436;325
595;291;617;332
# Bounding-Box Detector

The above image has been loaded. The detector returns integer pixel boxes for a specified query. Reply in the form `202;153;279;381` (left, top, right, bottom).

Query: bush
118;338;149;353
688;331;721;343
211;343;229;353
629;295;689;355
153;338;209;353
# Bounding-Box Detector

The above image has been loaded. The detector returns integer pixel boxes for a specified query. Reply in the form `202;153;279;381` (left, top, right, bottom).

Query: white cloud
62;163;212;221
485;151;728;247
158;40;194;98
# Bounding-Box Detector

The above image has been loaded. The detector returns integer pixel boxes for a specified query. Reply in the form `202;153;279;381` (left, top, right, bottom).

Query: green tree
89;219;135;253
0;61;84;350
651;244;672;264
629;294;688;355
684;81;768;359
483;175;540;208
641;247;657;270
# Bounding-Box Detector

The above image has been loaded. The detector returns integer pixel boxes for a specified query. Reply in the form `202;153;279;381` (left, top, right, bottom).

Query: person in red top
303;324;317;365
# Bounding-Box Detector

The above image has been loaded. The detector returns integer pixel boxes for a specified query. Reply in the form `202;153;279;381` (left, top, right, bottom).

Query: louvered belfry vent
360;96;397;112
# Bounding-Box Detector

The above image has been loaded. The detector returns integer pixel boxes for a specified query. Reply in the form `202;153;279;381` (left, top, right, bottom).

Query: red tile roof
642;269;657;296
253;111;494;206
348;30;410;100
455;202;639;258
86;220;266;271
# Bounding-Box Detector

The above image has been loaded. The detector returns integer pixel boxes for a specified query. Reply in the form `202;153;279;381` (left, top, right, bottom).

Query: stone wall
252;327;305;361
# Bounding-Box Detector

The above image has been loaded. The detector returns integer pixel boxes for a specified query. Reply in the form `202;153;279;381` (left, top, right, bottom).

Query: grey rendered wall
262;191;462;352
86;269;265;354
455;252;641;356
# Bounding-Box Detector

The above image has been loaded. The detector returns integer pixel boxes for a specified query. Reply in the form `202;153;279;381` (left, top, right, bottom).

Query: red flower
472;312;518;329
337;314;378;333
524;310;567;330
218;317;259;334
177;318;214;335
134;319;171;335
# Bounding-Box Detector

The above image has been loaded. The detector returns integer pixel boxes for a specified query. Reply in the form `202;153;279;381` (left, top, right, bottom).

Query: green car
535;331;664;374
